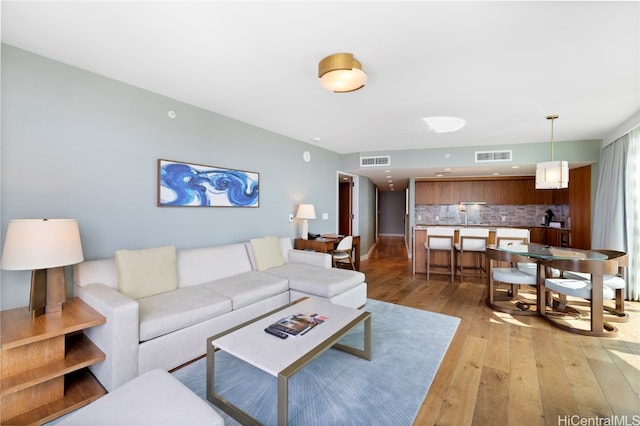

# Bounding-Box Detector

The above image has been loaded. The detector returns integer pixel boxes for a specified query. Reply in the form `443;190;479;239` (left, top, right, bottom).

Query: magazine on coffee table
268;313;328;336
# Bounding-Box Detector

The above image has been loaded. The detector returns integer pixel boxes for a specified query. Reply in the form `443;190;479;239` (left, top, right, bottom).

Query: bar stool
424;227;455;282
454;228;489;281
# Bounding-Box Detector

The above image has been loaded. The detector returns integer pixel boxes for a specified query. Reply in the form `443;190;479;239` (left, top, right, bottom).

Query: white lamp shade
535;160;569;189
1;219;84;270
295;204;316;220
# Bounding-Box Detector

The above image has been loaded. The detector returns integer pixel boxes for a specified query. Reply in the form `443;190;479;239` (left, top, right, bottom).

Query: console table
1;297;106;425
294;235;361;270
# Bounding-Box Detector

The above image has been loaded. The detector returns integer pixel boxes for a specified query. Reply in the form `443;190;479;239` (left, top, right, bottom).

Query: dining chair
330;236;355;270
424;227;455;282
545;250;628;328
541;252;625;337
493;227;538;295
454;228;489;281
485;246;538;315
494;227;530;247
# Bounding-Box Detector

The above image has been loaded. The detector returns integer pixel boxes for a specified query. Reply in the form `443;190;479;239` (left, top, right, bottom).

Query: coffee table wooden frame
206;297;371;426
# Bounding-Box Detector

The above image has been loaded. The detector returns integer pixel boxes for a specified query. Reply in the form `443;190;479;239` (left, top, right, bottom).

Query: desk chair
331;236;355;270
454;228;489;281
424;227;455;282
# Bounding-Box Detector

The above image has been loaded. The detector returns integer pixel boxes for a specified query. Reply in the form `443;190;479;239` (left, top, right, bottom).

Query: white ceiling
2;1;638;190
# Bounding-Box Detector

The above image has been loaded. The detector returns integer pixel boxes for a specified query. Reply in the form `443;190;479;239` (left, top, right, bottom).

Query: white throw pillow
250;236;285;271
115;245;178;299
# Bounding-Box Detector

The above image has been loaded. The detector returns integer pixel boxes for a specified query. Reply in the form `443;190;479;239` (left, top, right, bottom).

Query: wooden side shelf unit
1;297;106;425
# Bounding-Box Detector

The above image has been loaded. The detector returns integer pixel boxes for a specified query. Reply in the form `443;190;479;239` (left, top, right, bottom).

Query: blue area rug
172;299;460;426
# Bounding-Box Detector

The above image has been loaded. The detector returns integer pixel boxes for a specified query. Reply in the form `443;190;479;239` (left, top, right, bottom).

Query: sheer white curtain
625;128;639;300
593;126;639;300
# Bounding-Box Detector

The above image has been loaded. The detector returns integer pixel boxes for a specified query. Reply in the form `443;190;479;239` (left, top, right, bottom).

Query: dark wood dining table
486;243;625;337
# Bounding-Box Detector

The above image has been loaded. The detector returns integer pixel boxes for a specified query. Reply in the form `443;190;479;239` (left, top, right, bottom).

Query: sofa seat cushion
265;263;365;298
199;271;289;310
138;286;232;342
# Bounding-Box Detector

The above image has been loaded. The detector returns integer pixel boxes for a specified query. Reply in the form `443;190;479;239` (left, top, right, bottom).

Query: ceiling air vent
475;150;512;162
360;155;391;167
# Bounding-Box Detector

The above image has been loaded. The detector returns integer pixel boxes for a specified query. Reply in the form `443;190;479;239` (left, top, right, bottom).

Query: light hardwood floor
361;236;640;426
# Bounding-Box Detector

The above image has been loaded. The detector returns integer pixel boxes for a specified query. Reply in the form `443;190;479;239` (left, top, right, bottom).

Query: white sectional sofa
73;236;366;392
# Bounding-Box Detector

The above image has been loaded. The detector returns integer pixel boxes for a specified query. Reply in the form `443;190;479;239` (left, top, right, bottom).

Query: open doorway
337;172;358;236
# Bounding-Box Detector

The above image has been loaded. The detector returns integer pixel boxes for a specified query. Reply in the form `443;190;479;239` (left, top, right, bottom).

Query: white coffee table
206;297;372;425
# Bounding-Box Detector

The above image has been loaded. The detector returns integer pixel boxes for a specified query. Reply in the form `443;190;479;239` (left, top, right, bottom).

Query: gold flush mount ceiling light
318;53;367;93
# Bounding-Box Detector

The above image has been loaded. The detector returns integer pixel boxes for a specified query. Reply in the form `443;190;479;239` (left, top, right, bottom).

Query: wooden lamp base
29;267;67;318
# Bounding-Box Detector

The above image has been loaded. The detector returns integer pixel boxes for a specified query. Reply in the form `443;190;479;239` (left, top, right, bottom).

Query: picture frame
158;159;259;207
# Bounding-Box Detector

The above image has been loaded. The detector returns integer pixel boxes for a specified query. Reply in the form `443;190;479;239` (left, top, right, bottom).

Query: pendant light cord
547;114;558;161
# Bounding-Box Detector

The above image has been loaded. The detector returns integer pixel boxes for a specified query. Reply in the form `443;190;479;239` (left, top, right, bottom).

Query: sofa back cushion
249;236;285;271
177;243;252;287
246;237;292;271
115;245;179;299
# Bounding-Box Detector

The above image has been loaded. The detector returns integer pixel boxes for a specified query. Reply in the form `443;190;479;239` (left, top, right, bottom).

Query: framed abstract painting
158;159;259;207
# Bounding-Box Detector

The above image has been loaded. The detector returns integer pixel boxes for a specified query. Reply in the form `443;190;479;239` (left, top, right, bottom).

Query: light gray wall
357;176;377;255
0;45;369;309
341;140;602;172
379;191;405;236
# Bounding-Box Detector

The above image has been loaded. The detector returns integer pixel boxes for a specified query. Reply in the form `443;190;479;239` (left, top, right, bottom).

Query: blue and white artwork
158;159;259;207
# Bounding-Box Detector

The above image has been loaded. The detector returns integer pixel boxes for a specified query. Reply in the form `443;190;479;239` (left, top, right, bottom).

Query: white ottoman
57;369;224;426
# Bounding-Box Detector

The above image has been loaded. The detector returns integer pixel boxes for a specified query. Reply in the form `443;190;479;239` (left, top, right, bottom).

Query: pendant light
535;114;568;189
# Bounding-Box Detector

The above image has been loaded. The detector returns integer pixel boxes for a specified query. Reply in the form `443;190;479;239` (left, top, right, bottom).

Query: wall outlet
501;216;506;222
288;213;294;223
322;213;328;220
435;215;440;221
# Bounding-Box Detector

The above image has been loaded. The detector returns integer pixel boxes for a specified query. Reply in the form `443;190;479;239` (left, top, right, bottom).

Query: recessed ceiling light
422;116;466;133
512;165;520;169
444;168;451;171
310;137;322;142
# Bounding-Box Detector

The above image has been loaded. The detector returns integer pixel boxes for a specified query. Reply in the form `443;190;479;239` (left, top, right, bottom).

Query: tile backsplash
415;204;570;228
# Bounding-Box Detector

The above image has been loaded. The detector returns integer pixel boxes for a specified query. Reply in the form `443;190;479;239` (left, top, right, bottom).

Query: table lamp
296;204;316;240
1;219;84;318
